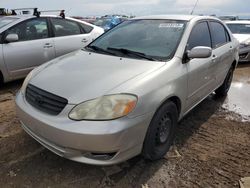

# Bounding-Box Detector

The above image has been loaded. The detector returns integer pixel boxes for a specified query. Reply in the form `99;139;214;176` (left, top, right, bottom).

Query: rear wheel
215;67;234;97
142;101;178;161
0;71;3;87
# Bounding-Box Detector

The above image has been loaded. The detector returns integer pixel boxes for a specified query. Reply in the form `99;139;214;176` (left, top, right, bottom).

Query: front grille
25;84;68;115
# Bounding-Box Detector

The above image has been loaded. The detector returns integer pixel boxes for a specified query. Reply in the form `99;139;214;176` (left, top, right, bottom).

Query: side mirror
5;34;19;43
187;46;212;59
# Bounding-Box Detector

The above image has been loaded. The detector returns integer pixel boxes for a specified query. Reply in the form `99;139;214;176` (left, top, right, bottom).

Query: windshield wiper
85;45;116;56
107;47;159;61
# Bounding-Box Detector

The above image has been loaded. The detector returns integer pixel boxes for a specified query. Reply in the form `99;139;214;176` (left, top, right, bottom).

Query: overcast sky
1;0;250;17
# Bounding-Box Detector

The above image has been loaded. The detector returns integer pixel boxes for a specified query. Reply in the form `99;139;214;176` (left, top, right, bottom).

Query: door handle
44;43;53;48
82;38;88;43
212;55;217;63
229;46;233;53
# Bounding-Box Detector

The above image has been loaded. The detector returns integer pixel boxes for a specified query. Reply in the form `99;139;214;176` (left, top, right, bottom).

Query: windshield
88;19;186;61
0;17;19;29
227;23;250;34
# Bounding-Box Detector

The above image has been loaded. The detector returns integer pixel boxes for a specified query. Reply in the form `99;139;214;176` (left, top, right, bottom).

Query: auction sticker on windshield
159;23;184;28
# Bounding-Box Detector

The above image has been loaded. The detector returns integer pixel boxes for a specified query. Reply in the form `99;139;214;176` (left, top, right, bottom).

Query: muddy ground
0;64;250;188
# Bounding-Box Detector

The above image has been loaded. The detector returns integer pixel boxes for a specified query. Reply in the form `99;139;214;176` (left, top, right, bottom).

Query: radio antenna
190;0;199;15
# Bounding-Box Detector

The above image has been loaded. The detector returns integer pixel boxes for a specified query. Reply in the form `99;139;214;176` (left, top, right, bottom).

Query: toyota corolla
16;15;239;165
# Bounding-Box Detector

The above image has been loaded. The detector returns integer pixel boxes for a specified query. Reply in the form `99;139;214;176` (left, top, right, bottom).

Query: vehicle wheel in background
142;101;178;161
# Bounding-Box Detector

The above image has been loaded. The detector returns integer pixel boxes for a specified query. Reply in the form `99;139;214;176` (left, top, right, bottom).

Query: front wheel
142;101;178;161
215;67;234;97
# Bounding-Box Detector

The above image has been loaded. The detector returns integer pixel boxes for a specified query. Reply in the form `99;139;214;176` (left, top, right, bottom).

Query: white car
226;21;250;62
0;15;104;84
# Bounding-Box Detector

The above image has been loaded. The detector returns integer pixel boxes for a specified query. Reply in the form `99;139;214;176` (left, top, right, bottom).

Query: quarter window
187;22;211;50
7;18;49;41
80;23;93;33
209;22;228;48
51;18;81;37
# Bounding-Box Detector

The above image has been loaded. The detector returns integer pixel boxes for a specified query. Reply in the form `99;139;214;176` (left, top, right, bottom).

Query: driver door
2;17;55;79
185;21;215;109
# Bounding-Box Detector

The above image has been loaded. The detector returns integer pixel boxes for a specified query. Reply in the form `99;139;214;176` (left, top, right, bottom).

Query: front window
227;23;250;34
87;19;187;61
7;18;49;41
0;17;19;29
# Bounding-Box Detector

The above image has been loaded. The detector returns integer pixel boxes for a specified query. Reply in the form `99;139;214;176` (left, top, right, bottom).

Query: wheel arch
156;95;182;118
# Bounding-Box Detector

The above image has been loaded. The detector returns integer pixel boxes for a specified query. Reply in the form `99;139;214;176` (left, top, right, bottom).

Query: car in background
0;15;104;84
0;8;6;16
219;15;239;21
227;21;250;62
93;16;122;31
16;15;239;165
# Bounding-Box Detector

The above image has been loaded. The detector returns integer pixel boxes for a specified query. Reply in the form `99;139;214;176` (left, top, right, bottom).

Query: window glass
0;17;19;29
80;23;93;33
51;18;81;37
210;22;227;48
225;29;231;42
7;18;49;41
227;23;250;34
187;22;211;50
89;20;187;61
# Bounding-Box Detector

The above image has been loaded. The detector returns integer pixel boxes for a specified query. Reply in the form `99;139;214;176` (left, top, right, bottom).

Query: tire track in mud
172;109;250;188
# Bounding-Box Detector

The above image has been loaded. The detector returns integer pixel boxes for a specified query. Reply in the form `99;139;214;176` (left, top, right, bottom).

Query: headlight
69;94;137;120
20;71;34;94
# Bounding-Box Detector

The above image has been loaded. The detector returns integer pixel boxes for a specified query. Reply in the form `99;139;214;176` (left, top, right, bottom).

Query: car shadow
0;79;23;95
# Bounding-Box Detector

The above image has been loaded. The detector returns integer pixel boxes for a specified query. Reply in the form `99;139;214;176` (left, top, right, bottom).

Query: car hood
30;50;165;104
233;34;250;43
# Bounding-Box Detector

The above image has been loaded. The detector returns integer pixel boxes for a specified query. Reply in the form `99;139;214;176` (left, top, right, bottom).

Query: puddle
222;65;250;121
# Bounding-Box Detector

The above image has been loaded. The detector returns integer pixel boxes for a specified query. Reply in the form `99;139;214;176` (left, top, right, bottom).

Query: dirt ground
0;64;250;188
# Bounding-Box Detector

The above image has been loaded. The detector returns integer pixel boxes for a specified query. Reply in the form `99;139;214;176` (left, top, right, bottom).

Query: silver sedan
16;15;239;165
0;15;104;84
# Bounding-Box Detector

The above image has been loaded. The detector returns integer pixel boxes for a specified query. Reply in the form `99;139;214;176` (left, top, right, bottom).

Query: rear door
208;21;234;88
2;17;55;79
186;21;214;108
50;18;92;57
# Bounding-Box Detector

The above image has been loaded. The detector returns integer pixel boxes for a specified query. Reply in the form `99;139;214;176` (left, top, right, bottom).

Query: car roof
133;15;215;21
1;14;79;20
226;20;250;24
1;14;97;26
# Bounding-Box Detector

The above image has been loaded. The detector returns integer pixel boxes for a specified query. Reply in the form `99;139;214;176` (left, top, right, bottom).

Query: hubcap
156;114;172;145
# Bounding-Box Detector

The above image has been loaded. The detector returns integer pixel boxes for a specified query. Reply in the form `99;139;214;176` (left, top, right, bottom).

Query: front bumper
15;92;153;165
239;45;250;62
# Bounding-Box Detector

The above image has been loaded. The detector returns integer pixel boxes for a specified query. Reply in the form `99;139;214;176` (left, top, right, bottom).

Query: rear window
210;21;228;48
0;17;19;29
51;18;81;37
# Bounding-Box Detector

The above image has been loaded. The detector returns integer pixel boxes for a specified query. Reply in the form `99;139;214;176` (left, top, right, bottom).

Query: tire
215;66;234;97
142;101;178;161
0;72;3;87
